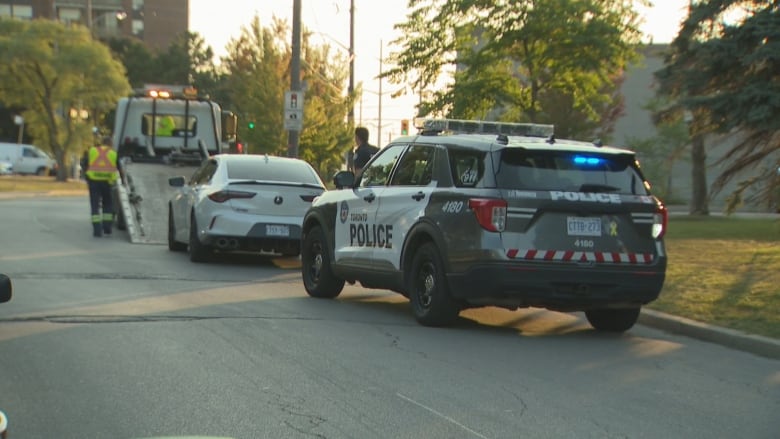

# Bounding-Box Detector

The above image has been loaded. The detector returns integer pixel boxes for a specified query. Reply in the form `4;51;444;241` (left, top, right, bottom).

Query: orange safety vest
85;146;118;182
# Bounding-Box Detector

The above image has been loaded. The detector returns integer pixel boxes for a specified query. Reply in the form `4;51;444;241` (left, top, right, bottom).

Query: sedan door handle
411;191;425;201
363;193;376;203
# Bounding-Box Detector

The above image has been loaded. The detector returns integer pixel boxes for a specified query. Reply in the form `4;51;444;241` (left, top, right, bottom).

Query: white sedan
168;154;326;262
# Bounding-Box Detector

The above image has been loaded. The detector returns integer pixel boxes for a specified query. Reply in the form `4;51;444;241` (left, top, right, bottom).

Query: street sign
284;109;303;131
285;91;304;111
284;90;304;131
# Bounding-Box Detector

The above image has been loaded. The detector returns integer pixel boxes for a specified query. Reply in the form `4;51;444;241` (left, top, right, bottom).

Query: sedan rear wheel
168;206;186;252
408;242;459;327
585;307;641;332
188;214;212;263
301;226;344;298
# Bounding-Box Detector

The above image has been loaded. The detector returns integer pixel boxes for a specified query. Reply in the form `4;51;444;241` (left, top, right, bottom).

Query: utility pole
288;0;302;158
86;0;93;30
348;0;355;125
377;40;383;146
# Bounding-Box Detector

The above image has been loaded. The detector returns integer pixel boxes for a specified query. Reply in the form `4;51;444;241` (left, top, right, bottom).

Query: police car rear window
496;149;649;195
448;149;486;188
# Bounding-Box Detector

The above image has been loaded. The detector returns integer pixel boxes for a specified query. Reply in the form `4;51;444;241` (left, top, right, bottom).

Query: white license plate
266;225;290;237
567;217;601;236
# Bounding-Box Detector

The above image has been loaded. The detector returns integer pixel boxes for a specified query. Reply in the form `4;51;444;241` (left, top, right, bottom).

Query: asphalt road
0;196;778;438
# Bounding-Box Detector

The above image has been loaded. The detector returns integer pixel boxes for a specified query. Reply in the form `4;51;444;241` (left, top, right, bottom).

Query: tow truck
111;84;237;244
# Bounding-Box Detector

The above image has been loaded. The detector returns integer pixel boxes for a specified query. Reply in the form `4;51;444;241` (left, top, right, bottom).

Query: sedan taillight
208;190;256;203
469;198;507;232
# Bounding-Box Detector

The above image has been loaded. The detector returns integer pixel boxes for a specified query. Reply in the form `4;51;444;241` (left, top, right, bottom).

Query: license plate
567;217;601;236
266;225;290;237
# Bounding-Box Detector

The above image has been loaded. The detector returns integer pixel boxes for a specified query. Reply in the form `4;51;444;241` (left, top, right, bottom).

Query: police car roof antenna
546;134;555;144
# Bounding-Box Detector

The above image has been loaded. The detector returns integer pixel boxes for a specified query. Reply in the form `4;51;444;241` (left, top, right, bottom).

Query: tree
105;37;156;89
384;0;648;140
298;31;355;179
655;0;780;213
220;15;354;180
0;19;130;181
222;16;288;156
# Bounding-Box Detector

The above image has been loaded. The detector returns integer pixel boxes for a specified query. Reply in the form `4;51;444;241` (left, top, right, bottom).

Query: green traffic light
248;122;255;129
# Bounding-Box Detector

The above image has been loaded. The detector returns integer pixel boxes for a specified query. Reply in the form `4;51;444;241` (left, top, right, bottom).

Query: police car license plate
567;217;601;236
266;225;290;237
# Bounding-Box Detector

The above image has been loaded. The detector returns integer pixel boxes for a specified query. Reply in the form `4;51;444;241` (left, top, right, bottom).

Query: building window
132;0;144;11
59;7;81;25
132;19;143;36
1;4;33;19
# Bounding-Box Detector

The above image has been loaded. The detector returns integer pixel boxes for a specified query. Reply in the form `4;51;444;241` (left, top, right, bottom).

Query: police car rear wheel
302;226;344;298
585;307;640;332
409;243;459;327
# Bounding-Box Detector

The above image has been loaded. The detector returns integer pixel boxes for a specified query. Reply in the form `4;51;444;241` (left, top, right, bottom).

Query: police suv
301;119;667;332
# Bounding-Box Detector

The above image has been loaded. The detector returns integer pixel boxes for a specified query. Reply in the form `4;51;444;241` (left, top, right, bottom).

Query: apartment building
0;0;188;50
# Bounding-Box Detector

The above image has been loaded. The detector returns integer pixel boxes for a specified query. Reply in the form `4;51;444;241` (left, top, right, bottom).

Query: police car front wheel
302;226;345;298
408;243;459;327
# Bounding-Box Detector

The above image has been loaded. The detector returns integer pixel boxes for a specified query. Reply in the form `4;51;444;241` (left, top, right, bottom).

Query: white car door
372;144;438;271
333;144;405;269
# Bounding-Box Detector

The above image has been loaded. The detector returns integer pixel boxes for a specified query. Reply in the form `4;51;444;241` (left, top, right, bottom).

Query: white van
0;142;57;175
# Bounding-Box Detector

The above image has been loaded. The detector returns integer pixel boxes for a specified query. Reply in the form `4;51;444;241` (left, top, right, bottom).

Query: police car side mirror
333;170;355;190
0;274;12;303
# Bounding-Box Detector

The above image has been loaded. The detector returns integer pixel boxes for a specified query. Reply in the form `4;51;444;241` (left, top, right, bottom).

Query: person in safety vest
81;136;119;237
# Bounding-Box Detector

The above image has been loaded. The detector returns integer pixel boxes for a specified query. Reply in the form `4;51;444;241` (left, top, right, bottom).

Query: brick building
0;0;188;50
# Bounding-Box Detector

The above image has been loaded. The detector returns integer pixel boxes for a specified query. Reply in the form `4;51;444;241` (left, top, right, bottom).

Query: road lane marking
396;392;489;439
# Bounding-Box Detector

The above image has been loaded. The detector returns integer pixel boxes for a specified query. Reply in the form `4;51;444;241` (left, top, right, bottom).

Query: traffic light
248;121;255;129
401;119;409;135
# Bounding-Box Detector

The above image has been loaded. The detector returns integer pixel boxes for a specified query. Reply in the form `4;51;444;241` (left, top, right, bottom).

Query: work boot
103;222;112;236
93;223;102;237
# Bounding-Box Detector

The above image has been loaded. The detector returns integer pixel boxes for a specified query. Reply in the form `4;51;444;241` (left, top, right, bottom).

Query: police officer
352;126;379;174
82;136;119;237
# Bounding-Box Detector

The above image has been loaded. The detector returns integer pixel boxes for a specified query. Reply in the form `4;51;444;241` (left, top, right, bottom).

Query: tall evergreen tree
655;0;780;212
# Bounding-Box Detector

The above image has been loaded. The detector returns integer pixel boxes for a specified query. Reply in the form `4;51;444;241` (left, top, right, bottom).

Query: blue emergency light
573;156;603;166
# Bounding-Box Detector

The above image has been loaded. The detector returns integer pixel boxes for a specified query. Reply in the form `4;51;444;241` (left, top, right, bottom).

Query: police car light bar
418;118;554;138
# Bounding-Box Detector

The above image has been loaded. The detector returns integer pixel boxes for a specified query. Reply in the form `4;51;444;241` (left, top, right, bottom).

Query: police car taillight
208;190;256;203
652;204;668;239
469;198;507;232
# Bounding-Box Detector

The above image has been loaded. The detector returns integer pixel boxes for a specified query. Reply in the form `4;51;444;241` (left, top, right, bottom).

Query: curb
640;308;780;360
0;190;86;200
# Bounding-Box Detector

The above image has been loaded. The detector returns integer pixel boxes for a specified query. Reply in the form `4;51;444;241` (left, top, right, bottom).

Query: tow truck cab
112;85;237;163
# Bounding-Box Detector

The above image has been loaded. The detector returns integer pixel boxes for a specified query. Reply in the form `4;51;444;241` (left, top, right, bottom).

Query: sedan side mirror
0;274;12;303
168;176;186;187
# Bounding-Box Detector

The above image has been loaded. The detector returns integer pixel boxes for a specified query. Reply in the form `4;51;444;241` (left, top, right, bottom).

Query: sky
189;0;691;144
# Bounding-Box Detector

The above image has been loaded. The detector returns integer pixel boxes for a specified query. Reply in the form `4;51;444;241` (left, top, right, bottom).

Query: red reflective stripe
506;248;655;265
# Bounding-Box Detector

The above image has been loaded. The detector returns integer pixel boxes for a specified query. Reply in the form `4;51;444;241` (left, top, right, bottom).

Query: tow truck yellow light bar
148;90;171;98
142;85;198;99
416;118;554;138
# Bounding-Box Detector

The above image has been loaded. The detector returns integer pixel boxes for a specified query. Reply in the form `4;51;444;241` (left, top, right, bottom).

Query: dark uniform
82;141;119;237
352;126;379;173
